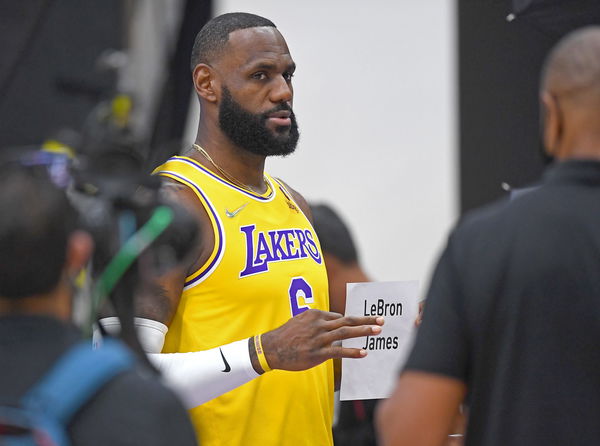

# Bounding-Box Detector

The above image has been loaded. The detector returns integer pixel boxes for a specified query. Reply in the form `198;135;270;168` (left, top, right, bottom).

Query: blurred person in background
311;203;378;446
377;26;600;446
0;164;197;446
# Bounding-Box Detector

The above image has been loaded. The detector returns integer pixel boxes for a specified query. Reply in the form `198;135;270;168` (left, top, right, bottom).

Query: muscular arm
135;179;214;324
142;310;385;409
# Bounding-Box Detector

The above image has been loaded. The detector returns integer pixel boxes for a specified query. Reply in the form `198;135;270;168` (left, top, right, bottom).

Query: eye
251;72;267;80
283;71;294;82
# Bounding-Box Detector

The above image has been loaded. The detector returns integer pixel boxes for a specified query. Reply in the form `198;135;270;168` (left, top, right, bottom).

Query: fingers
311;309;344;321
325;345;369;359
324;315;384;330
300;310;385;329
321;324;382;345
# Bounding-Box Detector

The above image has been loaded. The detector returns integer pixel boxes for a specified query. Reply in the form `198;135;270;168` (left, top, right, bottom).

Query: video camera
0;131;198;359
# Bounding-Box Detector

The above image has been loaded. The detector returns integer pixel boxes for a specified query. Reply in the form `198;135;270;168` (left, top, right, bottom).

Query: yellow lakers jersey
155;156;333;446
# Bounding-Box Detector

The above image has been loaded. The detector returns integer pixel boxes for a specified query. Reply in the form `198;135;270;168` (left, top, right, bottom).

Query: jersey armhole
157;171;224;289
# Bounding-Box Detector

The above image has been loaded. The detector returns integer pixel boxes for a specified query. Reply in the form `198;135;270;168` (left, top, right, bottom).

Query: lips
267;110;292;126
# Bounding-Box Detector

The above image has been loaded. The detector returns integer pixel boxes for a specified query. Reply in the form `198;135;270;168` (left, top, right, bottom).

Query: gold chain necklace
192;144;270;195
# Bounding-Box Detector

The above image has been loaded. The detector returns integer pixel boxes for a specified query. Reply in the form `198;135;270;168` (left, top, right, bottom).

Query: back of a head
190;12;276;70
542;26;600;104
0;166;77;299
310;203;359;265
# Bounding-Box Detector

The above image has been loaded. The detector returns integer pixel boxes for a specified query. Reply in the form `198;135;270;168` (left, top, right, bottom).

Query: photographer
0;164;197;446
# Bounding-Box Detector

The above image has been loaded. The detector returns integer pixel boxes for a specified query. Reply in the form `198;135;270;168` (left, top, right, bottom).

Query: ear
193;64;219;103
540;91;562;158
65;231;94;276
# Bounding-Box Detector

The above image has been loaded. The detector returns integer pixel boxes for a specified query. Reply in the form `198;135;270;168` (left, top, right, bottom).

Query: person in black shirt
0;166;197;446
377;26;600;446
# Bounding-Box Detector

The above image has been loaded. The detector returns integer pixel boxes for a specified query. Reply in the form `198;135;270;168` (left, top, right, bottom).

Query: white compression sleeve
95;317;168;353
148;338;260;409
95;317;260;409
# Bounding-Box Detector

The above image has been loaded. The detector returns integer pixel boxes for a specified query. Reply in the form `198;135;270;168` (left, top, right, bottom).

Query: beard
218;86;300;157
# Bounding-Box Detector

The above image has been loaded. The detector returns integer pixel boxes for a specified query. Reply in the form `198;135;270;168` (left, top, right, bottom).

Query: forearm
97;309;384;408
149;339;260;409
96;317;265;408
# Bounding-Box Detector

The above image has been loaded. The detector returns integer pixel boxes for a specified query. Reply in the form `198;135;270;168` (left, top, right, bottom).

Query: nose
269;75;293;104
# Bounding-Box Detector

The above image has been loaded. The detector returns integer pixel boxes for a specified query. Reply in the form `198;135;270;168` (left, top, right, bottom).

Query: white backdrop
185;0;458;294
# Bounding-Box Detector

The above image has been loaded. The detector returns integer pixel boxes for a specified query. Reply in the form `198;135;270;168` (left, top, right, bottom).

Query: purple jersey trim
170;156;275;201
157;170;224;288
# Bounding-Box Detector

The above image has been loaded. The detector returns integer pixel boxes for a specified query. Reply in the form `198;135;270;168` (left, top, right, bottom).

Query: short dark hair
0;166;78;298
310;203;359;264
190;12;276;71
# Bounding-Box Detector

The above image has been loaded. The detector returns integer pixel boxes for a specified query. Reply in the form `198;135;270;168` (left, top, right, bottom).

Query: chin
271;125;291;136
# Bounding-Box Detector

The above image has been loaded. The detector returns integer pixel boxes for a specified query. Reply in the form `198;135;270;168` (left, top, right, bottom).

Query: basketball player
100;12;383;446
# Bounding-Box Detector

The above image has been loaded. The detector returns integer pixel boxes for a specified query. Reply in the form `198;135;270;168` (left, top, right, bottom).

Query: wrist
249;336;265;374
249;334;274;374
254;334;272;372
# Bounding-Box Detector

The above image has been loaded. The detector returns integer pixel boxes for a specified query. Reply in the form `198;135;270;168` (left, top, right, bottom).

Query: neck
0;281;71;321
552;104;600;161
194;123;268;193
558;130;600;161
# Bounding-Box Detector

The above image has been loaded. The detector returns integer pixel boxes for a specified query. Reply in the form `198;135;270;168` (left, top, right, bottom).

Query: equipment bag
0;338;133;446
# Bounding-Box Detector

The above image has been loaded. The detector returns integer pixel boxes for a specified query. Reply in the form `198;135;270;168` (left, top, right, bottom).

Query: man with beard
116;12;384;446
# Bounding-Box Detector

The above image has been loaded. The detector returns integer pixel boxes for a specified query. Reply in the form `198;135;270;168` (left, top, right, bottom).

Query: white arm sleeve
95;317;260;409
149;339;259;409
95;317;168;353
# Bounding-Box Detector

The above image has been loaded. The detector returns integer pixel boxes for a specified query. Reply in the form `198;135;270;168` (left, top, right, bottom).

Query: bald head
540;26;600;160
542;26;600;103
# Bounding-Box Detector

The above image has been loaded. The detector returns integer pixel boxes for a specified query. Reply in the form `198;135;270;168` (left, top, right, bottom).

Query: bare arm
376;371;466;446
135;179;214;325
260;310;383;371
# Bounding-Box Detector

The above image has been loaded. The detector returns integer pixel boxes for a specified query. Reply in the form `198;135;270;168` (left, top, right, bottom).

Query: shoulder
273;178;313;223
70;365;197;446
160;177;201;211
451;186;550;248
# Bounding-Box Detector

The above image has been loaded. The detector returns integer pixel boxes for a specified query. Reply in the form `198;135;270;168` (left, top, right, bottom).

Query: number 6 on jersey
289;277;314;317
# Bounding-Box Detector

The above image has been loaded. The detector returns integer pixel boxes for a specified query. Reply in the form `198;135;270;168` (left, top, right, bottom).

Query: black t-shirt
405;160;600;446
0;315;198;446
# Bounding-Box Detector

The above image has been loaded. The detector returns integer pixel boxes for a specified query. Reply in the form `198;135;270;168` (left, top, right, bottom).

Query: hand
259;309;384;372
415;301;424;327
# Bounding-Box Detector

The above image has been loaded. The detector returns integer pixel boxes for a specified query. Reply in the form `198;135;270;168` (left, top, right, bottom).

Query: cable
87;205;174;332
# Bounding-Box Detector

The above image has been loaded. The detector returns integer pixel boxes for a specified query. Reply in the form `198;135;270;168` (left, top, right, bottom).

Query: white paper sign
340;281;419;401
